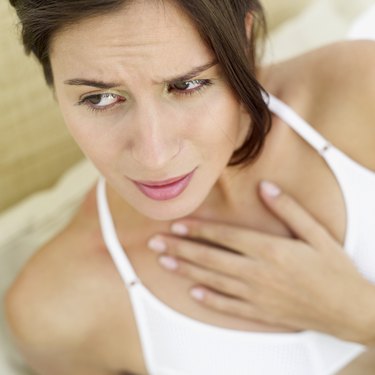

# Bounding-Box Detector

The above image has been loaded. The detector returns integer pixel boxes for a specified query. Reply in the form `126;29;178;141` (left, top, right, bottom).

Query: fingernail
260;180;281;198
190;288;205;301
147;237;167;253
159;256;178;270
171;223;189;235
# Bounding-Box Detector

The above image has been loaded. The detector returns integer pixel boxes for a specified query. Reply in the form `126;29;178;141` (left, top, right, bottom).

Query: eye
168;79;212;95
78;93;125;112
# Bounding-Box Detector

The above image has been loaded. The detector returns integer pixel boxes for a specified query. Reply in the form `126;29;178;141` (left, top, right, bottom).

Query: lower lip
134;170;195;201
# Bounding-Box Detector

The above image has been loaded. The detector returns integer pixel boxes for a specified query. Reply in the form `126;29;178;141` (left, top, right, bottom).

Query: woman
5;0;375;374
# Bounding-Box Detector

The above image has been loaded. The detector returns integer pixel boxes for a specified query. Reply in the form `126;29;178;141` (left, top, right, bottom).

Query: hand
147;181;375;344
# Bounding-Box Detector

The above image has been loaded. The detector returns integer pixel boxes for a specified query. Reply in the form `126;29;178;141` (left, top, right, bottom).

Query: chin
130;195;204;222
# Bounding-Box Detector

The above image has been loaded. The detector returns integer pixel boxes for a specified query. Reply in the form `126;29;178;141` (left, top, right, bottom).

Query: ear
245;12;254;41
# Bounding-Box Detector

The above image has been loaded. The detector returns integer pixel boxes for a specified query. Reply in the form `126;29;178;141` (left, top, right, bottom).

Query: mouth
133;169;196;201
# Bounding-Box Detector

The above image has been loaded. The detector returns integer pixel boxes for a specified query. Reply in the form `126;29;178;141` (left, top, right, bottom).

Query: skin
5;0;375;374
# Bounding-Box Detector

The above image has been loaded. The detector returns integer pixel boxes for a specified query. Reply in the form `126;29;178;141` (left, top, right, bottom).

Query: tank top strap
264;92;332;155
96;177;140;287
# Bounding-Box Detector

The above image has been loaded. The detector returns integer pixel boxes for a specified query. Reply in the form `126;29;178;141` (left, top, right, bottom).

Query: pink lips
133;170;196;201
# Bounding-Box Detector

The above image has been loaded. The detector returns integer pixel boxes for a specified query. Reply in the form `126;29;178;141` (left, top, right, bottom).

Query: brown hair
10;0;271;166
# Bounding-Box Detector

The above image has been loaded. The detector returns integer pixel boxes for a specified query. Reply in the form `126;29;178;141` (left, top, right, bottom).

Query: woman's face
51;0;250;220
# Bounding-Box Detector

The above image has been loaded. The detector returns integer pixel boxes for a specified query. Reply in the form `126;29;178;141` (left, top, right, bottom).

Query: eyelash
76;79;213;113
76;93;125;113
168;79;213;96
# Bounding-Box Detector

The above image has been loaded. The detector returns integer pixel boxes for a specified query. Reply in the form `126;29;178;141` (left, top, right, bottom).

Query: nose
128;101;181;170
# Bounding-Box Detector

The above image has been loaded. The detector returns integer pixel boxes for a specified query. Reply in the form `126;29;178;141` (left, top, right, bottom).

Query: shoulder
276;40;375;113
267;40;375;170
310;41;375;170
4;191;133;373
307;40;375;105
263;40;375;105
305;39;375;72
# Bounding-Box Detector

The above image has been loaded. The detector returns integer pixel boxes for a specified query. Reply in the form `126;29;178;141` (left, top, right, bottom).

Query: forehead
50;0;214;81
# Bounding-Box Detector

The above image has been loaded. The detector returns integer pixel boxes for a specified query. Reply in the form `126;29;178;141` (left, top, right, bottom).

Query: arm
3;339;112;375
5;285;110;375
4;186;140;375
4;222;117;375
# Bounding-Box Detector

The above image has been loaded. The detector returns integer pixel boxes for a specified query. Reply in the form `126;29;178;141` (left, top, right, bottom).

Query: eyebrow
163;60;218;84
63;60;218;89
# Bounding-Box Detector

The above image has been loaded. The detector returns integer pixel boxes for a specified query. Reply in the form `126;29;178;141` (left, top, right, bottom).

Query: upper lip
134;170;195;187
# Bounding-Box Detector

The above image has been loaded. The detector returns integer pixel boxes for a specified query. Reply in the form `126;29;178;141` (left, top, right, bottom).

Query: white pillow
264;0;348;64
348;3;375;40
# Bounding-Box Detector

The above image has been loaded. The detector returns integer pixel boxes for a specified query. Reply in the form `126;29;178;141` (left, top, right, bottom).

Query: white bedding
1;1;374;373
348;2;375;40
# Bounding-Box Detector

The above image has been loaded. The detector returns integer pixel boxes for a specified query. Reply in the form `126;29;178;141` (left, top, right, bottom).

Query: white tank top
96;93;375;375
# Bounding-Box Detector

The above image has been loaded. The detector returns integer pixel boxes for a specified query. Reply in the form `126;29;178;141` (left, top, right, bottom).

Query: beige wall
262;0;312;29
0;2;83;212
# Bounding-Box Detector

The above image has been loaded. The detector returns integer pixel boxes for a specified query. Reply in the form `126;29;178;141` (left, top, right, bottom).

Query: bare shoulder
307;40;375;106
4;187;136;374
269;40;375;170
310;40;375;170
265;40;375;108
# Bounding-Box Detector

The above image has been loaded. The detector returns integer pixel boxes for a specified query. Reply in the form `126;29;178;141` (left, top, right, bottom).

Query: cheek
57;92;116;148
190;92;243;154
57;100;120;169
61;112;98;153
57;93;87;141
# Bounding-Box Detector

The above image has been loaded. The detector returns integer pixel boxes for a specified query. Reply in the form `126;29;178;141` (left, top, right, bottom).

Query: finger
150;236;257;279
259;181;336;249
190;287;302;331
189;286;265;323
169;219;283;259
158;255;252;301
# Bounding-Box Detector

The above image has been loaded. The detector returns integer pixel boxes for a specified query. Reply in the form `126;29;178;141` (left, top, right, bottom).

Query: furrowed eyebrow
163;60;218;84
63;60;218;89
64;79;122;89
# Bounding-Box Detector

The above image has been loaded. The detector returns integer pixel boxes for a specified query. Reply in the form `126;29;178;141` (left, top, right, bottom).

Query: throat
192;171;293;240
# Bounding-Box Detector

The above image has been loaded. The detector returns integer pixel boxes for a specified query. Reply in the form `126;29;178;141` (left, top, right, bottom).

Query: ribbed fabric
96;93;374;374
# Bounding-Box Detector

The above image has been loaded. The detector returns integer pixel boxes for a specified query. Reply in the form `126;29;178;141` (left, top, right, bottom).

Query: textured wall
0;2;83;212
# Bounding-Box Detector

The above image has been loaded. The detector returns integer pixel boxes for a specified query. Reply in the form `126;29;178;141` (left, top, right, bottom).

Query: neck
191;113;295;240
